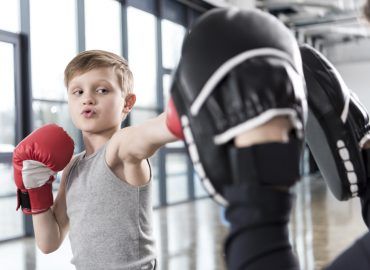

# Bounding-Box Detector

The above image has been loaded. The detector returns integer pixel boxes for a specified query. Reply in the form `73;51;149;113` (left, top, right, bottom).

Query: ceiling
203;0;370;48
259;0;370;47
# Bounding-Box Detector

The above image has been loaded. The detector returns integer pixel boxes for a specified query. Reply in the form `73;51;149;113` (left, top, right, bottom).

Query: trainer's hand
168;8;306;205
301;44;370;200
13;124;74;214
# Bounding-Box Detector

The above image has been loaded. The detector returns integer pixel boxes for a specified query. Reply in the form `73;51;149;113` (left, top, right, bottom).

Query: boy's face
67;67;135;134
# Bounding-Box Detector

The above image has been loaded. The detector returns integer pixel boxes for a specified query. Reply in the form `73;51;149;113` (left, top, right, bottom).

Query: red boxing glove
166;97;184;140
13;124;74;214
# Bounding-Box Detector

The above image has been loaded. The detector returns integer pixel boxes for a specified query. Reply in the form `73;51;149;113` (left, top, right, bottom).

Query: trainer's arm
32;160;72;253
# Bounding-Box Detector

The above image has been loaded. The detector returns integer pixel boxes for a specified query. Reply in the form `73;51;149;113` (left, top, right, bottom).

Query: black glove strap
228;137;302;188
17;189;31;211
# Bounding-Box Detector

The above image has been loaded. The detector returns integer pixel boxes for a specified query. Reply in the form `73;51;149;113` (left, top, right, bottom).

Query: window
130;109;157;125
161;20;186;150
162;73;172;107
0;194;24;241
85;0;122;55
0;0;20;32
0;42;15;152
161;19;186;70
30;0;77;101
32;101;80;144
162;73;184;149
0;51;22;238
149;153;160;207
127;7;157;109
194;172;208;198
166;153;188;203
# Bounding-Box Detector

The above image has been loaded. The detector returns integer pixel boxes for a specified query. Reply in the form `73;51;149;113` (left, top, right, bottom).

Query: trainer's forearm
224;185;299;270
32;209;63;254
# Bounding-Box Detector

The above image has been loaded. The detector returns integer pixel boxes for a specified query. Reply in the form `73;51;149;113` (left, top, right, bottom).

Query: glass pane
194;171;208;198
0;163;15;197
30;0;77;101
0;239;32;269
163;73;172;107
0;42;15;152
85;0;122;55
166;140;185;148
32;101;80;150
0;197;23;241
162;74;184;148
166;153;188;203
130;109;157;126
127;7;157;108
0;0;20;32
0;164;23;240
149;153;159;207
161;19;186;69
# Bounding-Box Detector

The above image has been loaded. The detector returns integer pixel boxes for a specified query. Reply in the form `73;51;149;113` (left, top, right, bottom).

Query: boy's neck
82;128;117;156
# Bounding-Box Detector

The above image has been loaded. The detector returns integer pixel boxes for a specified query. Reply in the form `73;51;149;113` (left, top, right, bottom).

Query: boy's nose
82;94;95;105
83;99;94;105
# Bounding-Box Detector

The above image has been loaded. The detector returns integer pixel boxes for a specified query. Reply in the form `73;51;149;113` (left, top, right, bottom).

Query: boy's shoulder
71;151;86;163
60;153;83;189
63;152;86;178
107;126;140;160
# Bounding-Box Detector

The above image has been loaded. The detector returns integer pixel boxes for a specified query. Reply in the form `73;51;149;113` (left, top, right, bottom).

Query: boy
13;50;178;269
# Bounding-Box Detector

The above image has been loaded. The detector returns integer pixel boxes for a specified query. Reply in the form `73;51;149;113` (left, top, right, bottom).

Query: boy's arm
32;159;73;253
111;112;178;163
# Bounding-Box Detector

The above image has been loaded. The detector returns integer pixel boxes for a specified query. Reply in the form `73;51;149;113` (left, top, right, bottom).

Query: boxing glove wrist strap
17;183;53;215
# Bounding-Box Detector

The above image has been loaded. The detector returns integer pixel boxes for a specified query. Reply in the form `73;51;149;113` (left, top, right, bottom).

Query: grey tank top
66;143;156;270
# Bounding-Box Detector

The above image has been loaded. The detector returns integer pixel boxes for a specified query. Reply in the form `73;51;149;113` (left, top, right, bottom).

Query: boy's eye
73;90;83;96
97;88;108;94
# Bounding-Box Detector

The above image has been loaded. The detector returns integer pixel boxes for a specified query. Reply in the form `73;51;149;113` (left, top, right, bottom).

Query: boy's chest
65;159;135;219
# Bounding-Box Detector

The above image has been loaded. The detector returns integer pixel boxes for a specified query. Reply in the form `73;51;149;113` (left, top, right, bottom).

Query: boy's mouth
81;109;96;118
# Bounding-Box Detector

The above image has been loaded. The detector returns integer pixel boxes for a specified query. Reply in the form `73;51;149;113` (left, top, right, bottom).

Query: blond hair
64;50;133;95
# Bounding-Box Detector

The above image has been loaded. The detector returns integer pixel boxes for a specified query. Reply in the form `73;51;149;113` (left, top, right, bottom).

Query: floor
0;174;367;270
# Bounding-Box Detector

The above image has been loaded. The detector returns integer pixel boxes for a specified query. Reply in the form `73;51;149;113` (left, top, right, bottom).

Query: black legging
224;184;370;270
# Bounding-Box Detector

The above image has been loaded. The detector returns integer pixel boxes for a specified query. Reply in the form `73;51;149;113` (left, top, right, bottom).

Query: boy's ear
123;93;136;113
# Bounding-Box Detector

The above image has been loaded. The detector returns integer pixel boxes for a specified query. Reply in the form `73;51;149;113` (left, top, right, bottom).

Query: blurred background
0;0;369;269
